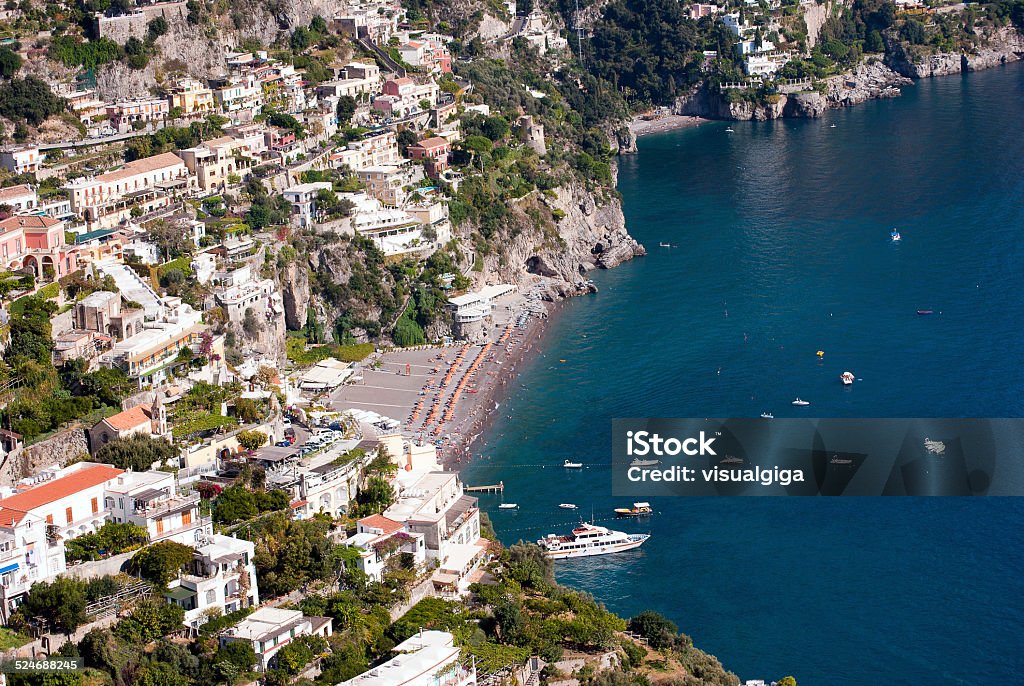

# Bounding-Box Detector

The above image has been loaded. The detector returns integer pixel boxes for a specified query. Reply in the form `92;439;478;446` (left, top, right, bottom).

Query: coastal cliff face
674;60;910;121
886;26;1024;78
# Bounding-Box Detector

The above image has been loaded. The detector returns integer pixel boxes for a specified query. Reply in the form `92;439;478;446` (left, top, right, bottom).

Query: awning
431;572;458;587
0;562;18;574
166;586;196;601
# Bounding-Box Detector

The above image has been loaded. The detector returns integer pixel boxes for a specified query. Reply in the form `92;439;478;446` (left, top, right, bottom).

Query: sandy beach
629;112;708;137
330;280;555;468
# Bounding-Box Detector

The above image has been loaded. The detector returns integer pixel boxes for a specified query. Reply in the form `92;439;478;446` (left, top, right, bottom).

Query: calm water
464;64;1024;685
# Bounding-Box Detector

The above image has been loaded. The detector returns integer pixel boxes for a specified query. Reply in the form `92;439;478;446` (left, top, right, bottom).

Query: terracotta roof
0;464;123;525
358;514;403;535
98;152;184;184
413;137;449;150
0;184;34;202
0;215;60;232
389;77;413;86
100;405;153;432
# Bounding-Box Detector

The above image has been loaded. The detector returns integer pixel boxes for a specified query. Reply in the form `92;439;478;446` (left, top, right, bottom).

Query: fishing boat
792;398;810;406
890;229;902;242
559;503;578;510
498;503;519;509
841;371;855;385
537;522;650;558
564;459;583;469
614;502;653;518
760;412;774;419
629;458;660;467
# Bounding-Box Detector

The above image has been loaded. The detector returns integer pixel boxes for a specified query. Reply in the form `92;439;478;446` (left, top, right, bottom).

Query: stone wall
64;550;139;581
96;2;188;44
0;429;90;487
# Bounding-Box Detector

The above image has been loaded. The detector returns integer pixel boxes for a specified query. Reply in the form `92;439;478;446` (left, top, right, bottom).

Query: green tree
129;541;194;588
0;47;21;78
290;26;311;52
215;640;258;673
237;429;268;452
336;95;356;126
214;484;257;523
627;610;678;649
17;577;88;634
777;678;797;686
94;434;178;471
114;600;185;643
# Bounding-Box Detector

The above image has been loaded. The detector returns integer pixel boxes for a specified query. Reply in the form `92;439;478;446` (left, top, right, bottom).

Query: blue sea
464;63;1024;685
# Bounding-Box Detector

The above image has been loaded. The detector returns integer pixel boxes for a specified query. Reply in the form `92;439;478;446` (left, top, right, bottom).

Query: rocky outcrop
280;259;311;331
0;429;90;488
611;125;637;155
675;60;909;121
886;25;1024;78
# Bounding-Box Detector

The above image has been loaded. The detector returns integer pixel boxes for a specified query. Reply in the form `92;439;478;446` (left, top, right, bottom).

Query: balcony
134;492;200;519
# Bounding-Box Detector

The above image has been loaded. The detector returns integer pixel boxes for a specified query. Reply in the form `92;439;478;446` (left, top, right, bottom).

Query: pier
466;481;504;493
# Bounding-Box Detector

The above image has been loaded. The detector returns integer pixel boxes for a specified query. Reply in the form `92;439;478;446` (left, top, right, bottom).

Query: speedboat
792;398;810;406
760;412;774;419
564;459;583;469
890;229;902;242
830;123;837;128
559;503;578;510
498;503;519;509
659;242;671;247
614;502;653;517
841;371;855;385
538;522;649;558
725;127;735;133
917;309;934;315
629;458;660;467
830;456;852;465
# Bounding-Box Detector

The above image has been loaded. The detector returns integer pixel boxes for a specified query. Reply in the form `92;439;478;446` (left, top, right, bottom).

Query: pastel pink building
0;215;79;280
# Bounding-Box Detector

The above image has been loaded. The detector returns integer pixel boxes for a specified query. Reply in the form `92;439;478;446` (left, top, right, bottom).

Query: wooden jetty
466;481;504;493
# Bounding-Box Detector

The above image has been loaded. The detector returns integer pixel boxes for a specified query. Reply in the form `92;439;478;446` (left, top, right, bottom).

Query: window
65;507;73;524
155;518;164;535
45;514;53;525
91;498;99;514
206;589;216;604
182;511;192;526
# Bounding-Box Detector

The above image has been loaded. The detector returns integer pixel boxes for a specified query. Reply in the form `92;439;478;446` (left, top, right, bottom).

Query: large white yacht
537;522;650;559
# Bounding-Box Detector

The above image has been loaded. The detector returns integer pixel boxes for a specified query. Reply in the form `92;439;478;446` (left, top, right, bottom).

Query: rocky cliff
675;60;910;121
886;26;1024;78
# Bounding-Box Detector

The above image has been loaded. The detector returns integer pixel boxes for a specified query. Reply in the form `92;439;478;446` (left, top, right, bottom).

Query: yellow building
167;78;216;116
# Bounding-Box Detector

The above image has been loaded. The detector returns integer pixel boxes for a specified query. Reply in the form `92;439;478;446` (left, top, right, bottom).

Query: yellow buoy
816;350;825;358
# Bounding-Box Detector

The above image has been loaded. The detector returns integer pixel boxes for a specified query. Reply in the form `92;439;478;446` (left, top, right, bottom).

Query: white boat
563;460;583;469
498;503;519;509
659;242;671;248
559;503;578;510
841;371;855;385
760;412;774;419
830;123;837;128
725;127;735;133
537;522;650;559
891;229;902;242
630;458;660;467
720;455;744;464
792;398;810;406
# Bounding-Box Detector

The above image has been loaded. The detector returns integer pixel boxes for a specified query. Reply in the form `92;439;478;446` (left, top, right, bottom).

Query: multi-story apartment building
212;75;264;121
0;215;80;280
177;136;255;191
106;98;169;132
345;514;426;582
103;298;207;386
282;182;332;228
213;264;280;324
384;472;485;591
219;607;333;671
165;533;259;630
0;185;38;214
407;137;451;178
0;146;42;175
65;152;193;224
166;78;216;116
356;163;419;206
331;130;400;172
105;470;210;544
0;463;124;621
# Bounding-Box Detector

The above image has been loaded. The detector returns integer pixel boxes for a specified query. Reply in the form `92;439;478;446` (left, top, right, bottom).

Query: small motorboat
725;127;735;133
564;459;583;469
841;371;855;386
559;503;578;510
630;458;660;467
830;123;837;128
830;456;852;465
917;310;934;315
760;412;774;419
792;398;810;406
720;455;744;464
890;229;902;242
498;503;519;510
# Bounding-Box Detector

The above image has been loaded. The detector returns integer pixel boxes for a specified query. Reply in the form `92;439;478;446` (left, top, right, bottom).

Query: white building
341;631;476;686
0;146;42;175
166;533;259;630
104;298;207;386
219;607;333;671
0;463;124;620
65;152;192;224
104;471;210;544
345;514;426;582
448;284;517;340
384;472;486;593
0;185;38;213
213;265;281;324
282;182;333;228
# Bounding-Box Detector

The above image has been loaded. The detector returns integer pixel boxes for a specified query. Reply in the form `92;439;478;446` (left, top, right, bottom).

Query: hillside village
0;0;1012;683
